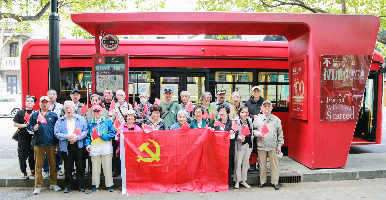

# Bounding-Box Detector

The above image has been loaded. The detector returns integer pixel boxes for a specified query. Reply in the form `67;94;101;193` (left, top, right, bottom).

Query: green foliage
135;0;166;11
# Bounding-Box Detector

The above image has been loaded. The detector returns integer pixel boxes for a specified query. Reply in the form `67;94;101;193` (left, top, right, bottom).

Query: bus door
353;72;379;143
155;69;209;104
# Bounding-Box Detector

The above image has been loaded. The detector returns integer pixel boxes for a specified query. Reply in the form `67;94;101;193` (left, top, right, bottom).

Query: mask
140;98;147;104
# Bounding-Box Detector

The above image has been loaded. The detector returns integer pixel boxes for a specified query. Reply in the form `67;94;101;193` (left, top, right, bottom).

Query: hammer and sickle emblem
137;139;160;162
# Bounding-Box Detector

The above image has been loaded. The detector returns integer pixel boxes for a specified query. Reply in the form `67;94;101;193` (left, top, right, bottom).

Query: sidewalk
0;153;385;187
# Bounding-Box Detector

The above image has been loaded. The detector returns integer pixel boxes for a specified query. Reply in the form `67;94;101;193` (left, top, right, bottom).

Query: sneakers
43;171;50;178
107;187;114;192
30;170;35;177
22;173;29;180
92;186;99;192
240;181;251;189
50;184;61;191
234;182;239;189
57;170;64;176
33;187;42;195
274;184;280;190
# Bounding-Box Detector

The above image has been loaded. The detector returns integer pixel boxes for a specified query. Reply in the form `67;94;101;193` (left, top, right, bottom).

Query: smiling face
177;113;187;126
25;97;35;109
202;94;211;107
163;91;172;102
116;91;125;103
252;89;261;99
92;110;102;119
91;96;101;106
232;92;241;105
194;108;203;122
126;114;135;124
151;111;160;121
180;92;190;105
217;93;226;103
218;107;228;121
262;103;273;116
70;92;80;103
239;107;249;120
103;89;113;101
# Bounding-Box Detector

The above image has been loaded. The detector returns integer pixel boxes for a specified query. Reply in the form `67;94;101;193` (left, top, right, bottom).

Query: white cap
251;86;261;91
39;96;50;102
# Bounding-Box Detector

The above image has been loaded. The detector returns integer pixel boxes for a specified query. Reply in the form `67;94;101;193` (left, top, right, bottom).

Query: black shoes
63;188;71;193
79;188;85;192
113;171;120;177
274;184;280;190
257;183;266;188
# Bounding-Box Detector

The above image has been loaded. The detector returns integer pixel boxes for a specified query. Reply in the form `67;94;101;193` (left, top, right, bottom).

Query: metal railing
1;57;20;70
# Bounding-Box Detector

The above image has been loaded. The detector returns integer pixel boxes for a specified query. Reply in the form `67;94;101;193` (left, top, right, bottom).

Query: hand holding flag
80;104;88;114
24;112;31;123
261;123;269;135
102;103;105;108
214;120;225;129
186;102;194;112
74;127;82;137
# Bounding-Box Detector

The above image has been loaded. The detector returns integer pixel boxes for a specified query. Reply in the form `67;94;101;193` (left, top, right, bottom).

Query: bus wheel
11;108;20;117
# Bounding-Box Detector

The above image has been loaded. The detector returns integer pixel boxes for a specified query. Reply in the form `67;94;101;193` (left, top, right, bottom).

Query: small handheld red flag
114;118;121;129
181;121;190;130
241;125;251;136
92;128;99;140
202;109;209;119
143;103;149;114
186;102;194;112
231;120;239;132
74;127;82;137
260;106;264;114
24;112;31;123
210;109;214;119
80;104;88;114
109;101;116;112
37;113;47;124
134;102;138;111
214;120;225;129
101;103;105;108
261;123;269;135
154;98;161;105
142;124;153;133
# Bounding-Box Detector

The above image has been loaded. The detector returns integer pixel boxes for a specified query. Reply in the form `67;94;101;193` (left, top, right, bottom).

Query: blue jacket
84;116;115;147
54;114;87;152
27;110;58;146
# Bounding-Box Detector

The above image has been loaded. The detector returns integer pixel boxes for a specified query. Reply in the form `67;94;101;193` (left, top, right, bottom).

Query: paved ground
0;178;385;200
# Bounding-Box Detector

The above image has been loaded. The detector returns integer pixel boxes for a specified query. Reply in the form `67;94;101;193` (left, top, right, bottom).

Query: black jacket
244;96;266;118
214;119;238;156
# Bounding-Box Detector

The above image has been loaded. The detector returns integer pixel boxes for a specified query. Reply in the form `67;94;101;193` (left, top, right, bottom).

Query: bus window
129;71;151;96
187;76;205;104
215;71;254;103
258;71;289;110
60;68;92;102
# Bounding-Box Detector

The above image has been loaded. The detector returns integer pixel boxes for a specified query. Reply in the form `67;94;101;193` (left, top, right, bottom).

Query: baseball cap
92;105;102;111
262;100;272;106
163;87;173;93
216;89;226;95
251;86;261;91
39;96;50;102
70;89;80;95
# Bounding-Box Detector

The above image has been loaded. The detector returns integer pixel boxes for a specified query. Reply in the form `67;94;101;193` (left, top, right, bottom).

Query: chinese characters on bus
320;55;372;122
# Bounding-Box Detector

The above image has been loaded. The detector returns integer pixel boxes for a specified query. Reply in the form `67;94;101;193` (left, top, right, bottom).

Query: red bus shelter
71;12;380;169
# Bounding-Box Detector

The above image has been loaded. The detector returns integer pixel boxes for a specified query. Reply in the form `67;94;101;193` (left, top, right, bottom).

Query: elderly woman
145;104;169;130
85;105;115;192
189;105;210;129
233;105;253;189
178;91;193;123
120;110;142;132
171;110;188;130
200;92;218;125
213;105;238;187
107;90;132;177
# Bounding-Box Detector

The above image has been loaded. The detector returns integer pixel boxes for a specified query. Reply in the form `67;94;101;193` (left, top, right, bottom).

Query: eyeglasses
203;97;211;100
48;93;57;96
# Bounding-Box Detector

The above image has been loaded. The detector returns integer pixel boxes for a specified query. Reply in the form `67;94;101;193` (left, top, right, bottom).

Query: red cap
92;105;102;111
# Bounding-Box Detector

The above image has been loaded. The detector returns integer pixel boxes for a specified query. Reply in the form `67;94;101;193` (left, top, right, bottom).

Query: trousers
234;144;252;183
18;137;34;174
91;153;113;188
61;143;85;189
258;150;279;185
34;146;57;188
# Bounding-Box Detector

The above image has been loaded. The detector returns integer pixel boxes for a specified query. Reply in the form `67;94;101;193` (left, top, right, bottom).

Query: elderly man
86;94;108;122
54;101;87;193
43;90;64;178
27;96;61;195
229;91;242;120
135;92;152;126
102;88;114;111
210;89;231;109
253;100;284;190
160;87;179;128
69;89;84;115
245;86;266;119
178;91;193;123
85;105;115;192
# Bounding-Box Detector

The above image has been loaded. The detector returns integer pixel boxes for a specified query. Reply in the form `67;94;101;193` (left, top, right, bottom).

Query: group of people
13;85;284;195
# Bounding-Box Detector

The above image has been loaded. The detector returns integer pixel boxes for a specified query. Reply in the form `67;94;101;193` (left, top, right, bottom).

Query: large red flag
261;123;269;135
37;113;47;124
24;112;31;123
74;127;82;137
122;129;229;194
80;104;88;114
109;101;116;112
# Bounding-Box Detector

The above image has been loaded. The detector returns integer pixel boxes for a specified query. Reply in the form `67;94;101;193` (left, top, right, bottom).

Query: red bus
21;39;384;147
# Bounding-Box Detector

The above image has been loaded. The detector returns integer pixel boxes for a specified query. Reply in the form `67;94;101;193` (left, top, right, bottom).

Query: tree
195;0;386;55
